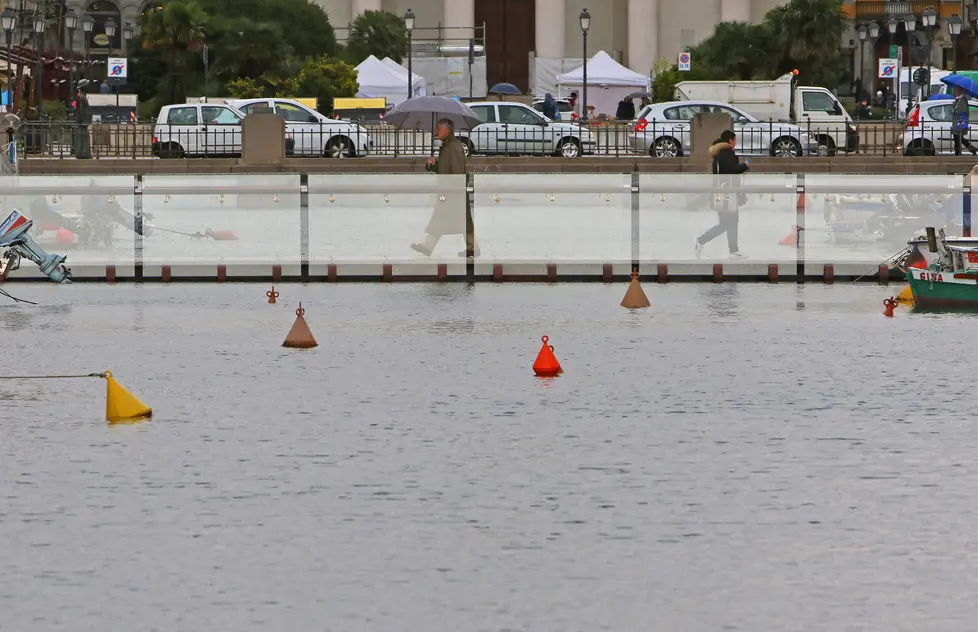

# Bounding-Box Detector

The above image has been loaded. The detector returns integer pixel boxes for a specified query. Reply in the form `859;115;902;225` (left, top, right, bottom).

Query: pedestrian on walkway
695;130;749;258
411;118;479;258
952;86;976;156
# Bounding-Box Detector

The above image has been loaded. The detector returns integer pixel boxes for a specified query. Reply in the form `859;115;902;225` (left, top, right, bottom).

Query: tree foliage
139;1;208;104
652;0;851;101
343;10;409;65
291;57;359;114
131;0;350;115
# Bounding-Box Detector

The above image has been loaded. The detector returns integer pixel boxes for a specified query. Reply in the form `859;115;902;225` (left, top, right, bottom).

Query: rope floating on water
0;372;105;380
0;287;38;304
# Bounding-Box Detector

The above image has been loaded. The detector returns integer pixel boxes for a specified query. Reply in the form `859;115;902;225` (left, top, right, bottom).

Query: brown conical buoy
282;302;318;348
621;271;651;309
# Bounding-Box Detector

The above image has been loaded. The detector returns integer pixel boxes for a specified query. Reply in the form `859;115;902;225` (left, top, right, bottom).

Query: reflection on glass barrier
308;174;466;263
472;174;631;262
803;174;964;269
638;174;797;264
0;175;137;266
141;175;302;265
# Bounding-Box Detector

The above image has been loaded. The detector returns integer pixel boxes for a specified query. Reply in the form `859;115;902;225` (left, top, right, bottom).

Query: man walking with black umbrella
410;118;478;258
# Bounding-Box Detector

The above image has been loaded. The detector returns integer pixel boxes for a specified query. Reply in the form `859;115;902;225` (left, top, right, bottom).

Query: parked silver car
900;97;978;156
462;102;596;158
629;100;817;158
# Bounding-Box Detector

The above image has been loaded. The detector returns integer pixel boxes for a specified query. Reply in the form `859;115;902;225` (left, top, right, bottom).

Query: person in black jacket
695;130;749;258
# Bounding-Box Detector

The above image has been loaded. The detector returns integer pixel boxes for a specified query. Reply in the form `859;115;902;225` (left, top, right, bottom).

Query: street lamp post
122;22;133;118
857;24;867;98
580;8;590;122
404;8;414;100
1;8;16;114
868;21;880;96
886;17;898;116
948;14;962;73
922;7;938;96
104;18;117;116
903;14;916;115
82;13;93;81
33;12;45;115
64;9;77;108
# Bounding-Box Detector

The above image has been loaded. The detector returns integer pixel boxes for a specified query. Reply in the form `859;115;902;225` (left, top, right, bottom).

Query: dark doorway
476;0;535;94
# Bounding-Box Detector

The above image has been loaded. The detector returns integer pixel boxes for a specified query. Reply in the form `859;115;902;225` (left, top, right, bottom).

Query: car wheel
771;137;802;157
817;135;836;157
556;137;582;158
458;137;474;157
905;140;934;156
160;143;184;159
651;137;682;158
324;136;352;158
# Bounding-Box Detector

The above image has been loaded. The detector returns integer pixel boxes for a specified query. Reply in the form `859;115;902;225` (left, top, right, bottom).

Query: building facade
845;0;974;91
319;0;785;90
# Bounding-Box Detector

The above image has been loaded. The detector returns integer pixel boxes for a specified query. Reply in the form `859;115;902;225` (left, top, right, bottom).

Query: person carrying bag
697;130;749;258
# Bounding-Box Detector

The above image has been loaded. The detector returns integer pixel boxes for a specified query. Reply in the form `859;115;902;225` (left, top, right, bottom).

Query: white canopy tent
355;55;425;107
556;50;650;118
380;57;427;98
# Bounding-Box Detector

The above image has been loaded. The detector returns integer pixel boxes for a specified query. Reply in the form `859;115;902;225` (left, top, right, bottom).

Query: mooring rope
0;373;105;380
0;287;37;305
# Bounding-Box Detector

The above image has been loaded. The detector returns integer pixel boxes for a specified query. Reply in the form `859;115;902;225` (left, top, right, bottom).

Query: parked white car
153;103;254;158
228;98;371;158
629;100;817;158
462;101;595;157
531;98;575;121
900;97;978;156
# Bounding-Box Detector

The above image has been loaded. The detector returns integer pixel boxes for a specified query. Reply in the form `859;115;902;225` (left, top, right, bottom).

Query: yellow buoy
896;284;914;304
104;370;153;422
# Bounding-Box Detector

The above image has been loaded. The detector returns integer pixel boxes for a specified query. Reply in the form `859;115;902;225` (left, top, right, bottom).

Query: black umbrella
383;96;482;132
488;82;521;95
384;96;482;156
626;91;651;99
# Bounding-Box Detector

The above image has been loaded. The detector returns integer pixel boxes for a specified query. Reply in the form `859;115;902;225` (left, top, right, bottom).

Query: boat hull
906;268;978;310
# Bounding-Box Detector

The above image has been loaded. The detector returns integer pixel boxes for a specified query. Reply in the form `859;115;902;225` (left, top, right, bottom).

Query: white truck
674;73;858;155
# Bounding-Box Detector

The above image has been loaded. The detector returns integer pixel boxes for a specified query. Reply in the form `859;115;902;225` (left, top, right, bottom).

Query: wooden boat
905;227;978;310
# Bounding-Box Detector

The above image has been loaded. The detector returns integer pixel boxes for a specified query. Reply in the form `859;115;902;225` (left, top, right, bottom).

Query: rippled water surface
2;282;977;631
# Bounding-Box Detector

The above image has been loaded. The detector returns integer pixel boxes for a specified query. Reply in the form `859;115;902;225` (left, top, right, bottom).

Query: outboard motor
0;209;72;283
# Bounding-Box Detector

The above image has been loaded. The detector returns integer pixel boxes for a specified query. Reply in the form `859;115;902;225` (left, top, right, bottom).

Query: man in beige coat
410;118;478;258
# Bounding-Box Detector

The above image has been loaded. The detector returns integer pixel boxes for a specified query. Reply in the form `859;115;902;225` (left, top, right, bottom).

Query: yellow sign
93;33;110;46
295;97;318;110
333;97;386;110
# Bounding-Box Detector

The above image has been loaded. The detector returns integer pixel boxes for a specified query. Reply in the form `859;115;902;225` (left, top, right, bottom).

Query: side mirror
832;103;842;115
539;120;549;126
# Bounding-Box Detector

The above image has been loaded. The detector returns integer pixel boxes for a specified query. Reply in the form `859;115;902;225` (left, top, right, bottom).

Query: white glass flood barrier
0;173;970;273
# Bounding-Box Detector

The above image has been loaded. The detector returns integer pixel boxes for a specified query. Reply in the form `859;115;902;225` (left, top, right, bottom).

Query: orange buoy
532;335;562;377
56;227;76;245
620;271;651;309
779;225;800;246
283;303;318;348
205;229;238;241
267;286;279;304
883;297;898;318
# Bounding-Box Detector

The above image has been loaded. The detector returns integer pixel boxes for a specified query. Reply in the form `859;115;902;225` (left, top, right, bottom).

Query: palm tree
140;1;208;103
766;0;850;85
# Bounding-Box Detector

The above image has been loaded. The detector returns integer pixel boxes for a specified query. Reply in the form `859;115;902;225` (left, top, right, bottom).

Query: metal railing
10;119;952;159
0;173;969;281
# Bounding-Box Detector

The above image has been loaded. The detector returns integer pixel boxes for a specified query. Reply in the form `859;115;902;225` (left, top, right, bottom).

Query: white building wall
315;0;790;69
563;0;616;60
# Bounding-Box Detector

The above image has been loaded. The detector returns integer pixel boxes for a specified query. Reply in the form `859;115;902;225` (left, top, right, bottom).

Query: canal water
2;283;975;631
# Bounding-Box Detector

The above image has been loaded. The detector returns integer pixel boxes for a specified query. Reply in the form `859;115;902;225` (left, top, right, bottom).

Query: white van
897;66;952;116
